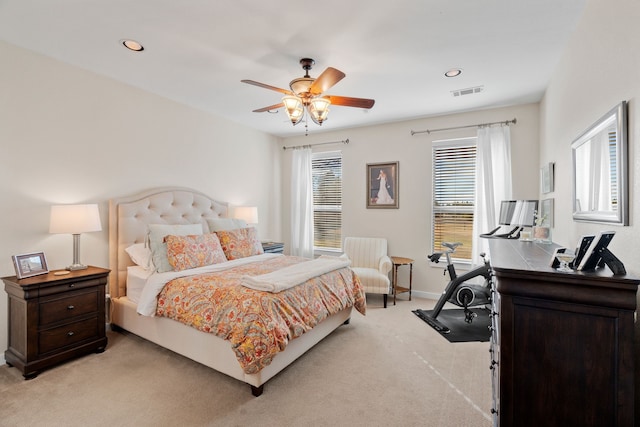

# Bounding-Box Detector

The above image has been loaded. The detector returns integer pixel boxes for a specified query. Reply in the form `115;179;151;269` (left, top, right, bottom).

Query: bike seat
442;242;462;251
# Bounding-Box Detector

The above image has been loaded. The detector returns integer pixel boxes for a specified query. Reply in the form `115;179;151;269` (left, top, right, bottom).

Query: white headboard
108;187;228;298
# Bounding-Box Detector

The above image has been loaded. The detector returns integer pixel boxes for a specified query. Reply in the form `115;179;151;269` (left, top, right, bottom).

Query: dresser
3;266;109;379
488;239;639;427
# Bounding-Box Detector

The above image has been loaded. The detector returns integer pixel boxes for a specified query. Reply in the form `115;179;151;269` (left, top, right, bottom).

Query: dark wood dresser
488;239;639;427
3;266;109;379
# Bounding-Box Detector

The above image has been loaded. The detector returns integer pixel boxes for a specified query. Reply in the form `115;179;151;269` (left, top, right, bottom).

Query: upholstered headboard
108;187;228;298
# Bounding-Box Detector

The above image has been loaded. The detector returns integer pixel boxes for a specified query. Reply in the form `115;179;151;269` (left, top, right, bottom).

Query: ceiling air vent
451;85;484;97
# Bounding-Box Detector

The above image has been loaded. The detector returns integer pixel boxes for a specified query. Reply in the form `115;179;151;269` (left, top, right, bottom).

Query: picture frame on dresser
11;251;48;279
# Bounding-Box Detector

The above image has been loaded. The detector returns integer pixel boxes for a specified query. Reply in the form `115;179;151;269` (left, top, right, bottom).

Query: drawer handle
67;305;75;310
68;283;75;288
67;331;75;337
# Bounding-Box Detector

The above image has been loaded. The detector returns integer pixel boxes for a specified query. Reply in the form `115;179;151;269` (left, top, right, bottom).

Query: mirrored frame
571;101;628;225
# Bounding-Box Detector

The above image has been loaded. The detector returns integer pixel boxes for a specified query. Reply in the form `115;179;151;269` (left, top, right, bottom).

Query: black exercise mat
412;308;491;343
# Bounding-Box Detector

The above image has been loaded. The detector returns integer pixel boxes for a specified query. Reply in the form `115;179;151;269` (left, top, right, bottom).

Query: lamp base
67;263;88;271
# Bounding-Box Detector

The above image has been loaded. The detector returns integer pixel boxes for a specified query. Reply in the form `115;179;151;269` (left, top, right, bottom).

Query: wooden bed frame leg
251;385;264;397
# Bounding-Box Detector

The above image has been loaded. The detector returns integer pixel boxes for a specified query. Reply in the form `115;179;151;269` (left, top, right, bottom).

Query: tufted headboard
108;187;229;298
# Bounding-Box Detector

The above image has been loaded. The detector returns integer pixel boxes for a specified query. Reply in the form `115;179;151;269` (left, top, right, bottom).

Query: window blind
312;151;342;251
432;141;476;260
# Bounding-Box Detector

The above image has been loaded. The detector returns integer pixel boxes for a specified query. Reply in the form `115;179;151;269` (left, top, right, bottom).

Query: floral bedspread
155;255;366;374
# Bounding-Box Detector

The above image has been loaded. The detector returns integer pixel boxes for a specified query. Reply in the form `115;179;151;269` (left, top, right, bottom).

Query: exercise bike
418;242;493;333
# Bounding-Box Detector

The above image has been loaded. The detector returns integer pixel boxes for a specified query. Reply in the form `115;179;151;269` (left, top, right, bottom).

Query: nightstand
262;241;284;254
3;266;109;379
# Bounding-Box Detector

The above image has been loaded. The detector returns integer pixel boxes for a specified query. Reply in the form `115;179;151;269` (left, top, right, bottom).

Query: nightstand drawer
40;291;98;325
38;277;105;298
39;317;99;354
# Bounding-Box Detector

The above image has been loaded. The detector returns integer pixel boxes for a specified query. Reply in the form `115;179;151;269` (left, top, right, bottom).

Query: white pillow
124;243;154;271
206;218;248;232
148;223;203;273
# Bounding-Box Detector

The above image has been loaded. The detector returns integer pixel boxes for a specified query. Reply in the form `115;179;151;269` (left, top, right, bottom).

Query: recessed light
121;39;144;52
444;68;462;78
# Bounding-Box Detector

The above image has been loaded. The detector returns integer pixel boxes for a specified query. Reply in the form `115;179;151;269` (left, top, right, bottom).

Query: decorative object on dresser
11;251;49;279
3;266;110;379
261;241;284;254
488;238;639;426
49;204;102;271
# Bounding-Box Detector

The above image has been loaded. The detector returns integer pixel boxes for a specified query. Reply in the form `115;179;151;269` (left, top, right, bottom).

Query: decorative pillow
216;227;264;260
206;217;248;232
125;243;154;271
165;233;227;271
148;224;203;273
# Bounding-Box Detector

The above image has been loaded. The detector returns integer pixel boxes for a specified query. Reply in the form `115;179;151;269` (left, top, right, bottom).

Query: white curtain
290;147;314;258
472;126;513;265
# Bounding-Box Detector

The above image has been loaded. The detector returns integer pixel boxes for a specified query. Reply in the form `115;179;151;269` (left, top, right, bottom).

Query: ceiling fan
241;58;375;127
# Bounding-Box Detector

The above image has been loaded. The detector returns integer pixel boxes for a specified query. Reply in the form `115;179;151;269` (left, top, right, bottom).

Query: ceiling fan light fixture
282;95;304;125
308;97;331;125
290;77;314;96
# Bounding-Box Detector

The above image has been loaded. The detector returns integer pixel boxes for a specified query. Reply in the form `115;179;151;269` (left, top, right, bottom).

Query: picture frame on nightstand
12;251;49;279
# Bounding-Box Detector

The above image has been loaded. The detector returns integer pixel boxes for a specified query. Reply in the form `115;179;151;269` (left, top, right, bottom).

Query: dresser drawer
38;277;106;298
39;291;98;326
39;317;99;354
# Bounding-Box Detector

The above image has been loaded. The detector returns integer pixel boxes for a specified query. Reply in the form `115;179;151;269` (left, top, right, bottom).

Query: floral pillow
148;223;204;273
216;227;264;260
165;233;227;271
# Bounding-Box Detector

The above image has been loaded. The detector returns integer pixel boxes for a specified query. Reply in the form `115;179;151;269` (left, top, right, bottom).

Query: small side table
391;256;413;305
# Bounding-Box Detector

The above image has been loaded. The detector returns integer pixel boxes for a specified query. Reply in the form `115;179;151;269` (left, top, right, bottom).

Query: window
432;138;476;261
312;151;342;251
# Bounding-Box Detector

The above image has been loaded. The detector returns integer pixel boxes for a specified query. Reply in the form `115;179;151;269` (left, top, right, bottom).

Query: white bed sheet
126;266;153;304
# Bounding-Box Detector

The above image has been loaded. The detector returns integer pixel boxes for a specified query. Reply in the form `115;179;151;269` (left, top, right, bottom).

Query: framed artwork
539;198;554;227
367;161;399;209
12;252;49;279
541;162;555;194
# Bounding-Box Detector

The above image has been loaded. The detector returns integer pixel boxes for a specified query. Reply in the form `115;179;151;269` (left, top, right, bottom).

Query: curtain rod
282;138;349;151
410;118;517;135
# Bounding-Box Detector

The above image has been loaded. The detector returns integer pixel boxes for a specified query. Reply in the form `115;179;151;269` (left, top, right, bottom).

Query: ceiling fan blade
241;80;293;95
326;95;375;109
252;102;284;113
310;67;346;95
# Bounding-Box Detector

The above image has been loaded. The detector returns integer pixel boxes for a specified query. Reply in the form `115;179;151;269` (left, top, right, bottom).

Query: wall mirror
571;101;628;225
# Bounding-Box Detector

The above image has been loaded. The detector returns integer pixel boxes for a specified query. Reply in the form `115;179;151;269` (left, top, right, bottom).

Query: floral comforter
155;255;366;374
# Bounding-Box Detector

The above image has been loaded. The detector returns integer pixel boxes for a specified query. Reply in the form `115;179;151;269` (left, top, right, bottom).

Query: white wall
540;0;640;276
0;41;282;364
281;103;540;299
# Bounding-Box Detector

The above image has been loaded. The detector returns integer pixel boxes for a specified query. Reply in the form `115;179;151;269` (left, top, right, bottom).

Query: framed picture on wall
367;161;399;209
541;162;555;194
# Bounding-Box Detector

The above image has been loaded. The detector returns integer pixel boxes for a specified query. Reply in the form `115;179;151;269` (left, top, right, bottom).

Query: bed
108;187;365;396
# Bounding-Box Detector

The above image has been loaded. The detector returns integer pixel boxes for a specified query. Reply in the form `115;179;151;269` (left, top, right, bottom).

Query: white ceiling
0;0;586;138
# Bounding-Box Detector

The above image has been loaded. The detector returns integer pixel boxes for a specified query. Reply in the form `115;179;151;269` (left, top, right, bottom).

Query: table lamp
234;206;259;225
49;204;102;271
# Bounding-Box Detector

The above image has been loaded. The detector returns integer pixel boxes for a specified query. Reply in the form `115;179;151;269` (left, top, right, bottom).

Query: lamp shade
234;206;258;224
49;204;102;234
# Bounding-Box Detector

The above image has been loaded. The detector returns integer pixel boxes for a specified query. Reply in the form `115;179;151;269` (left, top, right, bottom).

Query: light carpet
0;296;492;427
